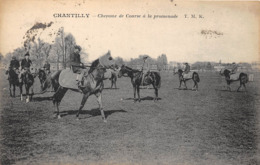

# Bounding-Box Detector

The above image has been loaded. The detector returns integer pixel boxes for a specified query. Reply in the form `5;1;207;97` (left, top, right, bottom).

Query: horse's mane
88;59;100;74
125;66;140;73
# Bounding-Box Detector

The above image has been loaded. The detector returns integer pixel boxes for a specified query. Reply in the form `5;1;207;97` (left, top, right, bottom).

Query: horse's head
99;50;116;70
38;69;46;80
175;69;183;76
220;69;230;77
118;65;129;78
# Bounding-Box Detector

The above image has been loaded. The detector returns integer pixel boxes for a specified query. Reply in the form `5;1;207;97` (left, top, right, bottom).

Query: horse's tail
154;72;161;88
41;70;61;93
193;72;200;83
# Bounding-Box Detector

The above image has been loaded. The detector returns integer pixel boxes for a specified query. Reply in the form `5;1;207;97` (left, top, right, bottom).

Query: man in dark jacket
69;45;85;86
19;52;32;82
7;56;20;80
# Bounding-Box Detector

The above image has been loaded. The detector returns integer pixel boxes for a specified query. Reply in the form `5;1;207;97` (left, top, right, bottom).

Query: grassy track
0;70;259;165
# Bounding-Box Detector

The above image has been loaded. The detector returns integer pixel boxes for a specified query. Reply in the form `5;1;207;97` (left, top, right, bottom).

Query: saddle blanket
59;68;88;90
183;72;193;79
230;73;240;81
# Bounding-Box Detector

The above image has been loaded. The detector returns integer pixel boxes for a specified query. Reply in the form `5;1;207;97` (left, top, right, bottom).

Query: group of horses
6;52;249;122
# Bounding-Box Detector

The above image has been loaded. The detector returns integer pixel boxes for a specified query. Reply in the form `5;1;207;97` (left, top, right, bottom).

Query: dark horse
22;69;35;103
41;51;115;122
118;65;161;102
220;69;248;92
37;69;47;90
6;68;23;99
6;68;34;102
174;69;200;90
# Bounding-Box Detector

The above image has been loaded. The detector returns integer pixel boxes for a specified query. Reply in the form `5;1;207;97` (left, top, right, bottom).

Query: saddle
229;73;240;81
142;72;152;85
183;72;193;79
59;68;89;89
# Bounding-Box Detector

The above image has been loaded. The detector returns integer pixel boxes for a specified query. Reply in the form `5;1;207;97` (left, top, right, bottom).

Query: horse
36;69;47;90
104;69;118;88
174;69;200;90
220;69;248;92
117;65;161;102
5;68;23;99
41;51;115;122
21;69;35;103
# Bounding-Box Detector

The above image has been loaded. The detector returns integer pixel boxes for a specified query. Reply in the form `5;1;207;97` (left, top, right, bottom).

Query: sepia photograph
0;0;259;164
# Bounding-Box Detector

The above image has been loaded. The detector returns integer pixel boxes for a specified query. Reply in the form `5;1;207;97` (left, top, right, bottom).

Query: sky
0;0;259;63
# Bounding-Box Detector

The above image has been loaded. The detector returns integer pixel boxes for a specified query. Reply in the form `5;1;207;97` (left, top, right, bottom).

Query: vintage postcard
0;0;259;164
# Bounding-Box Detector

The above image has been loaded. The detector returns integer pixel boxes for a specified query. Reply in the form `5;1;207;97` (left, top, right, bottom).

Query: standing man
19;52;32;82
7;56;20;80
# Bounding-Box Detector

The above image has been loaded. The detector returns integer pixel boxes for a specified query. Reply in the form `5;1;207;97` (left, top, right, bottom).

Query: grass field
0;70;259;165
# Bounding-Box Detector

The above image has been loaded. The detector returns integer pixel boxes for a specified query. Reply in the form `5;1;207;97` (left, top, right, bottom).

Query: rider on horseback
19;52;32;82
141;56;150;86
183;63;190;75
69;45;85;87
227;62;238;80
7;56;20;80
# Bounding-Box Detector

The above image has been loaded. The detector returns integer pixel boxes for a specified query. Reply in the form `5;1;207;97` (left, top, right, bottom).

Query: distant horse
37;69;47;90
22;69;35;103
118;65;161;102
5;68;23;99
41;51;115;121
174;69;200;91
104;69;117;88
220;69;248;92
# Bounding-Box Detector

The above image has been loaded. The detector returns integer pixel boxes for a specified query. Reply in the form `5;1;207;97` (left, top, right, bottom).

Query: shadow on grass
123;96;162;101
103;87;119;90
174;87;196;91
59;108;127;119
33;96;53;101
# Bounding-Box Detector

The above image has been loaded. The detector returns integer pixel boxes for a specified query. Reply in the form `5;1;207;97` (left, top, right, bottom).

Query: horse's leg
178;80;182;89
111;80;113;89
137;86;141;102
243;83;247;92
114;79;117;89
133;85;137;102
53;87;68;119
95;92;107;122
20;84;22;100
30;85;34;101
25;85;30;103
237;82;242;92
227;81;231;92
76;92;90;120
183;80;188;90
9;83;12;97
152;84;158;102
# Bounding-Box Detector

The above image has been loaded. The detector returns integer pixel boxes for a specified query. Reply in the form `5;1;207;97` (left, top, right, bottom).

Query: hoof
57;115;61;119
138;99;141;102
103;119;107;123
